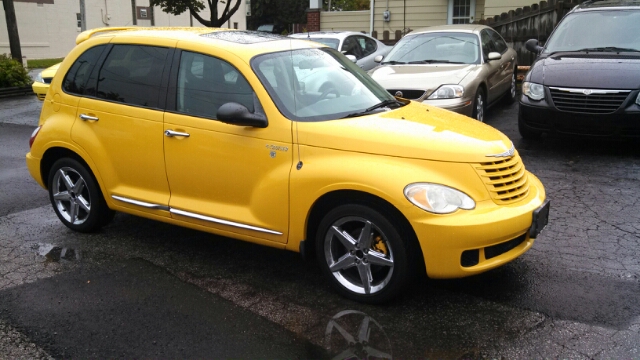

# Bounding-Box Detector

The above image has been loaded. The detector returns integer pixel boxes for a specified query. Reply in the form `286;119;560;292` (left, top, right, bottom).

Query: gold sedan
370;24;518;122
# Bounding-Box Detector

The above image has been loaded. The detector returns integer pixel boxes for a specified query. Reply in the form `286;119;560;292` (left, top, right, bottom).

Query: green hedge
0;54;32;88
27;58;64;69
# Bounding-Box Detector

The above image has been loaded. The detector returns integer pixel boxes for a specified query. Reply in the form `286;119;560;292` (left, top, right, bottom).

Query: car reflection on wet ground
1;95;640;358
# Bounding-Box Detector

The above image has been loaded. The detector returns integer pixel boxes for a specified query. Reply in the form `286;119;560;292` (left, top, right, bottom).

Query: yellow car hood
42;62;61;79
296;102;513;163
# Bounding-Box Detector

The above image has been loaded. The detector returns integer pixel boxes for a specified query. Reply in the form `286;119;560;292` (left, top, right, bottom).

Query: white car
290;31;391;71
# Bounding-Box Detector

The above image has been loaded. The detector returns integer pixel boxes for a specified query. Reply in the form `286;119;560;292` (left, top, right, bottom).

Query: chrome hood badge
486;142;515;158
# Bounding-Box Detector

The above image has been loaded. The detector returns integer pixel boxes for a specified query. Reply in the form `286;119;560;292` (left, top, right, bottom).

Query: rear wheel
315;204;411;304
472;87;486;122
48;158;113;232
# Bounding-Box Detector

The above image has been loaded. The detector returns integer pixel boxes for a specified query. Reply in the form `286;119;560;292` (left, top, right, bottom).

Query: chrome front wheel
472;88;486;122
316;204;411;303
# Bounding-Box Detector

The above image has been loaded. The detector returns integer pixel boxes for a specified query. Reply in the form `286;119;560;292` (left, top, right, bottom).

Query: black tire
518;115;543;140
471;87;486;122
503;67;518;104
47;158;113;233
315;204;412;304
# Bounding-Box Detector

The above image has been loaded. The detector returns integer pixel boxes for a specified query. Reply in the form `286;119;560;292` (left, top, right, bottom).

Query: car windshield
544;10;640;53
306;37;340;49
383;32;480;64
252;48;397;121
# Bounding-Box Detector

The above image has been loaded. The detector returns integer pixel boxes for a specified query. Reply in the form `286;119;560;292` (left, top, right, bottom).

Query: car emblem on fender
395;91;403;97
583;89;593;95
486;143;515;158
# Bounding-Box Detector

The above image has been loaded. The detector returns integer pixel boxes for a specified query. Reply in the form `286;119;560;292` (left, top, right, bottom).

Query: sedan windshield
252;48;398;121
544;10;640;53
383;32;480;64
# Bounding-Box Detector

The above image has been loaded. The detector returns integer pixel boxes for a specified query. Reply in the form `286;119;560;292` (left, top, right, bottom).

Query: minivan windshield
252;48;398;121
383;32;480;64
544;10;640;53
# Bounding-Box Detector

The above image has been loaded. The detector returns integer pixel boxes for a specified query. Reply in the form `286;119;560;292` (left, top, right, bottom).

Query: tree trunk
2;0;23;62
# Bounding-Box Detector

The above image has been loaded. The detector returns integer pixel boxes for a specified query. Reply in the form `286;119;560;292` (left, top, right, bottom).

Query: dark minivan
519;0;640;139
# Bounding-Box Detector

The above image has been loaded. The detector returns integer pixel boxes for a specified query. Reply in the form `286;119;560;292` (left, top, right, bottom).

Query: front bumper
519;94;640;138
422;98;474;117
410;172;547;279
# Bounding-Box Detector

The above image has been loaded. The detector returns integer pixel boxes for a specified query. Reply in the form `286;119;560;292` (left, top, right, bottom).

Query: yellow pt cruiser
27;27;549;303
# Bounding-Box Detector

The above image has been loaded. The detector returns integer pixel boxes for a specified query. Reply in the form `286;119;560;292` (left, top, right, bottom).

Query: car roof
408;24;490;36
77;27;325;58
572;0;640;11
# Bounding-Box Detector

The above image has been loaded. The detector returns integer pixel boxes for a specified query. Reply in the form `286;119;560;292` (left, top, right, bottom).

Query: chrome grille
386;89;426;100
474;153;529;204
549;87;630;114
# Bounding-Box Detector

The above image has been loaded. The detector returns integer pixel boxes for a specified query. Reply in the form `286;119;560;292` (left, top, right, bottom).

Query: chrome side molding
170;208;283;235
111;195;170;211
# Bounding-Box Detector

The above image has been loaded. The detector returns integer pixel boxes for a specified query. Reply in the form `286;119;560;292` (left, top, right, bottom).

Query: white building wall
0;0;246;60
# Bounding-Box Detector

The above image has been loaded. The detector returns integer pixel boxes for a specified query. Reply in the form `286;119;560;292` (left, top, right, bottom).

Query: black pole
3;0;23;62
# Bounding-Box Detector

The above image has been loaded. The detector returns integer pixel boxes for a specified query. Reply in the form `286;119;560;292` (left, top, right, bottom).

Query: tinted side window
342;36;364;59
63;45;106;95
359;36;378;57
488;30;508;53
480;30;496;55
176;51;255;119
96;45;169;108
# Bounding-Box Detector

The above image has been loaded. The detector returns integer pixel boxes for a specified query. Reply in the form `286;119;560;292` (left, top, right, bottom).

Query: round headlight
522;82;545;101
34;72;44;83
404;183;475;214
428;85;464;99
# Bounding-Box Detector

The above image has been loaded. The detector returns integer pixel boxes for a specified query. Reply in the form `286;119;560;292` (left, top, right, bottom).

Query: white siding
0;0;246;60
483;0;532;19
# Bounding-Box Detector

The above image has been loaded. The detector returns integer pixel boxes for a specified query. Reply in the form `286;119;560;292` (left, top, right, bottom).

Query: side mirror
217;102;268;128
487;52;502;61
374;55;383;63
525;39;544;54
345;54;357;63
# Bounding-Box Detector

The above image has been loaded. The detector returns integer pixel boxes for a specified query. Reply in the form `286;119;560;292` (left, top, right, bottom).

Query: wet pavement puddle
32;243;81;262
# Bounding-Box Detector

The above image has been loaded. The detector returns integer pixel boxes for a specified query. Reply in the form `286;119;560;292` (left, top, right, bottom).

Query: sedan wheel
504;70;517;104
472;88;485;122
316;204;411;303
48;158;113;232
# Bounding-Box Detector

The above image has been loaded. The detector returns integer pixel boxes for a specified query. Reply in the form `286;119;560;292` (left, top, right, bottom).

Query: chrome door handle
79;114;99;121
164;130;190;138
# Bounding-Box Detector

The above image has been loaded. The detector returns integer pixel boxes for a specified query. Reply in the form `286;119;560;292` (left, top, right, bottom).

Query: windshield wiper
342;99;405;118
408;59;464;64
577;47;640;53
381;60;406;65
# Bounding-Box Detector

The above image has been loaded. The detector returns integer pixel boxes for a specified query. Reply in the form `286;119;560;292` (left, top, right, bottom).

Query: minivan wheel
472;88;485;122
315;204;410;304
48;158;113;233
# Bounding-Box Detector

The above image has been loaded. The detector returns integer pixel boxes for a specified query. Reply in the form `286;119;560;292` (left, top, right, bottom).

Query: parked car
369;25;518;122
27;27;548;303
519;0;640;139
256;24;287;35
289;31;392;71
32;62;61;101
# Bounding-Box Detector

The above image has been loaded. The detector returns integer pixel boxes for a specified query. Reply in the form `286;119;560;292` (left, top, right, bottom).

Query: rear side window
63;45;106;95
488;30;508;53
96;45;170;108
176;51;255;119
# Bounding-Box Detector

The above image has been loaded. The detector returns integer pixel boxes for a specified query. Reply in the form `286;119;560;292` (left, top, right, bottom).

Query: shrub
0;54;32;88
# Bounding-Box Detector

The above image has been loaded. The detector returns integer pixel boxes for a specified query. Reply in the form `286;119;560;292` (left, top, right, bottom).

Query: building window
448;0;476;24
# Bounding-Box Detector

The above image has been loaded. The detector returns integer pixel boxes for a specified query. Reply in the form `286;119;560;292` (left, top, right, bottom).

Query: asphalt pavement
1;94;639;358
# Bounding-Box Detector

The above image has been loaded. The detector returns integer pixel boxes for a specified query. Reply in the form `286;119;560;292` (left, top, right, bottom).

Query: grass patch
27;58;64;69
